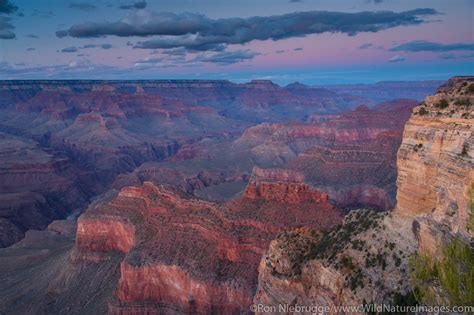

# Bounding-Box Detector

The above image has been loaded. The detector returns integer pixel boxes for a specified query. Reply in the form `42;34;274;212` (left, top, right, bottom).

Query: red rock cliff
74;179;341;314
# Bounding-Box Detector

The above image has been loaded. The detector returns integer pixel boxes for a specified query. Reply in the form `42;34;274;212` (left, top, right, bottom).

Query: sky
0;0;473;84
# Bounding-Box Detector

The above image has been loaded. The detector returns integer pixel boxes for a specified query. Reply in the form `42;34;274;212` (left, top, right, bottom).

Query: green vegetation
468;83;474;93
307;209;381;262
454;98;471;107
468;183;474;233
461;143;469;157
413;143;423;152
409;237;474;306
347;267;364;291
435;99;449;109
418;107;428;115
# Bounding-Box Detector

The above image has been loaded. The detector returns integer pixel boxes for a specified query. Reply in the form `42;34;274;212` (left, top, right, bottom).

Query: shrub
468;183;474;233
418;107;428;115
435;99;449;109
454;98;471;107
468;83;474;93
409;237;474;306
461;144;469;157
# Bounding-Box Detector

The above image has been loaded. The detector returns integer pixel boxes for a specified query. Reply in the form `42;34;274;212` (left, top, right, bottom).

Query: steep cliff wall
396;77;473;254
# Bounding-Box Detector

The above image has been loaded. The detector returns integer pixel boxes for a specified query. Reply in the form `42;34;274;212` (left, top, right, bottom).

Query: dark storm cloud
0;0;18;14
0;16;15;39
390;40;474;52
119;1;147;10
69;2;97;11
56;9;438;52
193;50;260;65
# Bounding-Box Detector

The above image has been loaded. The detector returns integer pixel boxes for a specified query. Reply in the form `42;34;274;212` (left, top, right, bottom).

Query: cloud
69;2;97;11
135;57;164;64
366;0;384;3
61;46;79;53
388;55;405;62
390;40;474;52
160;48;188;56
68;58;94;69
80;43;113;49
193;49;260;65
294;47;303;51
439;53;474;60
0;16;15;39
26;34;39;38
56;8;438;53
119;1;146;10
134;36;226;52
290;0;303;2
275;50;285;54
0;0;18;14
26;47;36;51
358;42;373;49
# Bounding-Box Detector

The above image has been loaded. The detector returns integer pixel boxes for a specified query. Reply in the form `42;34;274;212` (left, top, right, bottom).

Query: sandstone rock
396;76;474;254
72;178;341;313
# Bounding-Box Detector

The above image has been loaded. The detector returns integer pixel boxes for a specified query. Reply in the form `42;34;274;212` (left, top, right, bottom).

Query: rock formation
234;100;418;209
254;77;473;311
396;76;473;254
0;132;90;247
70;167;342;314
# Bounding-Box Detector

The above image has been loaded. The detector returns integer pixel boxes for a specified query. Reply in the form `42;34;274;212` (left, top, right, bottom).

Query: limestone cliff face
254;77;474;310
395;76;473;253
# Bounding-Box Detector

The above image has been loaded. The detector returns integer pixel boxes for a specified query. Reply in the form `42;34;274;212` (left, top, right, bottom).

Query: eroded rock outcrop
254;210;416;312
72;177;341;314
244;167;328;204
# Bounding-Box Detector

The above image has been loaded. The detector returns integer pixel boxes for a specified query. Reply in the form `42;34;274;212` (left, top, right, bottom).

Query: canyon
0;78;462;314
0;80;435;247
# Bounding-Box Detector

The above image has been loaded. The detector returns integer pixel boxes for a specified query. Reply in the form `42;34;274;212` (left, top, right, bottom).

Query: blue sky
0;0;473;84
